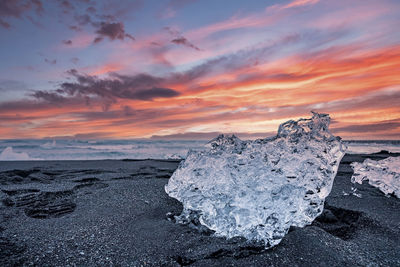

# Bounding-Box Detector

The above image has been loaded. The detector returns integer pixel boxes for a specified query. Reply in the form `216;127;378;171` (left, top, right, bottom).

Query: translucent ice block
165;112;346;247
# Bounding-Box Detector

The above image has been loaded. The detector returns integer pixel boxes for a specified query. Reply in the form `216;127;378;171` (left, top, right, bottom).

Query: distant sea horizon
0;139;399;161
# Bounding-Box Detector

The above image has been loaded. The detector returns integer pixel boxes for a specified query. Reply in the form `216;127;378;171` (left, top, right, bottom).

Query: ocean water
0;139;399;161
0;139;206;161
343;140;400;154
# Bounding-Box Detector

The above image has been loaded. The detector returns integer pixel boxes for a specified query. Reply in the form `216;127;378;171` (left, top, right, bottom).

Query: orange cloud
2;44;400;139
88;63;124;76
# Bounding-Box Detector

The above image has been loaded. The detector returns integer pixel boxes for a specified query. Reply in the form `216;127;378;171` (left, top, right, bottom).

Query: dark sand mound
0;153;399;266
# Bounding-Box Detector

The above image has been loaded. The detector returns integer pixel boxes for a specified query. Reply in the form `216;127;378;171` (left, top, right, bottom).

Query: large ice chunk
351;157;400;198
165;112;346;247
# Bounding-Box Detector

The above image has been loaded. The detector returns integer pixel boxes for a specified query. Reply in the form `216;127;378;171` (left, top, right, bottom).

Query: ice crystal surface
351;157;400;198
165;112;346;247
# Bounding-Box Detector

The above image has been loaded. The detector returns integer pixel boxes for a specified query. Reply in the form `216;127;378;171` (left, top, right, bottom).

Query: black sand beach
1;152;399;266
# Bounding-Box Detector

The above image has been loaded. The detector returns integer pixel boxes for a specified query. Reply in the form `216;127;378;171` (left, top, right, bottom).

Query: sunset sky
0;0;399;140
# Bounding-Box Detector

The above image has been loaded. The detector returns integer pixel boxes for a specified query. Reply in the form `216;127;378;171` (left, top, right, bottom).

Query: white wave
346;142;400;154
165;153;184;160
40;140;56;149
68;144;134;151
0;147;38;161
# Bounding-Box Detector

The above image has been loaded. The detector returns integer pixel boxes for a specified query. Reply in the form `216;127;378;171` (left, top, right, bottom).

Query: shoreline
0;152;399;266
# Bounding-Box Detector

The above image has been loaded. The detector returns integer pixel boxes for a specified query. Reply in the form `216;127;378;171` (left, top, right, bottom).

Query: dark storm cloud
69;25;81;31
58;1;137;43
44;58;56;65
93;22;135;43
63;39;72;45
163;26;179;36
171;37;201;51
29;69;180;103
164;26;201;51
58;0;74;13
68;13;91;32
30;90;66;103
0;0;43;28
130;87;180;100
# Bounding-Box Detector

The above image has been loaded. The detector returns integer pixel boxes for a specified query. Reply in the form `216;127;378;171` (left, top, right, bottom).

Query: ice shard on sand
165;112;346;248
351;156;400;198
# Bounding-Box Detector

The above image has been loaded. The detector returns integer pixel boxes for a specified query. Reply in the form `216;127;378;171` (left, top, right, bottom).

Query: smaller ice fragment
351;157;400;198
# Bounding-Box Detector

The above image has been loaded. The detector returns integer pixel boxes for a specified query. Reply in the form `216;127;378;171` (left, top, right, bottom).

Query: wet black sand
0;152;399;266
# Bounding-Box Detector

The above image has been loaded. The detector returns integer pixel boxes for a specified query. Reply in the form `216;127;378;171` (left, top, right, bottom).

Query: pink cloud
187;13;279;40
87;63;124;76
308;2;391;29
282;0;319;9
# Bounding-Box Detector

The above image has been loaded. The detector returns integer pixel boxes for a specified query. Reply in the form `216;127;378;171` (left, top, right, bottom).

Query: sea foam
0;146;36;161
